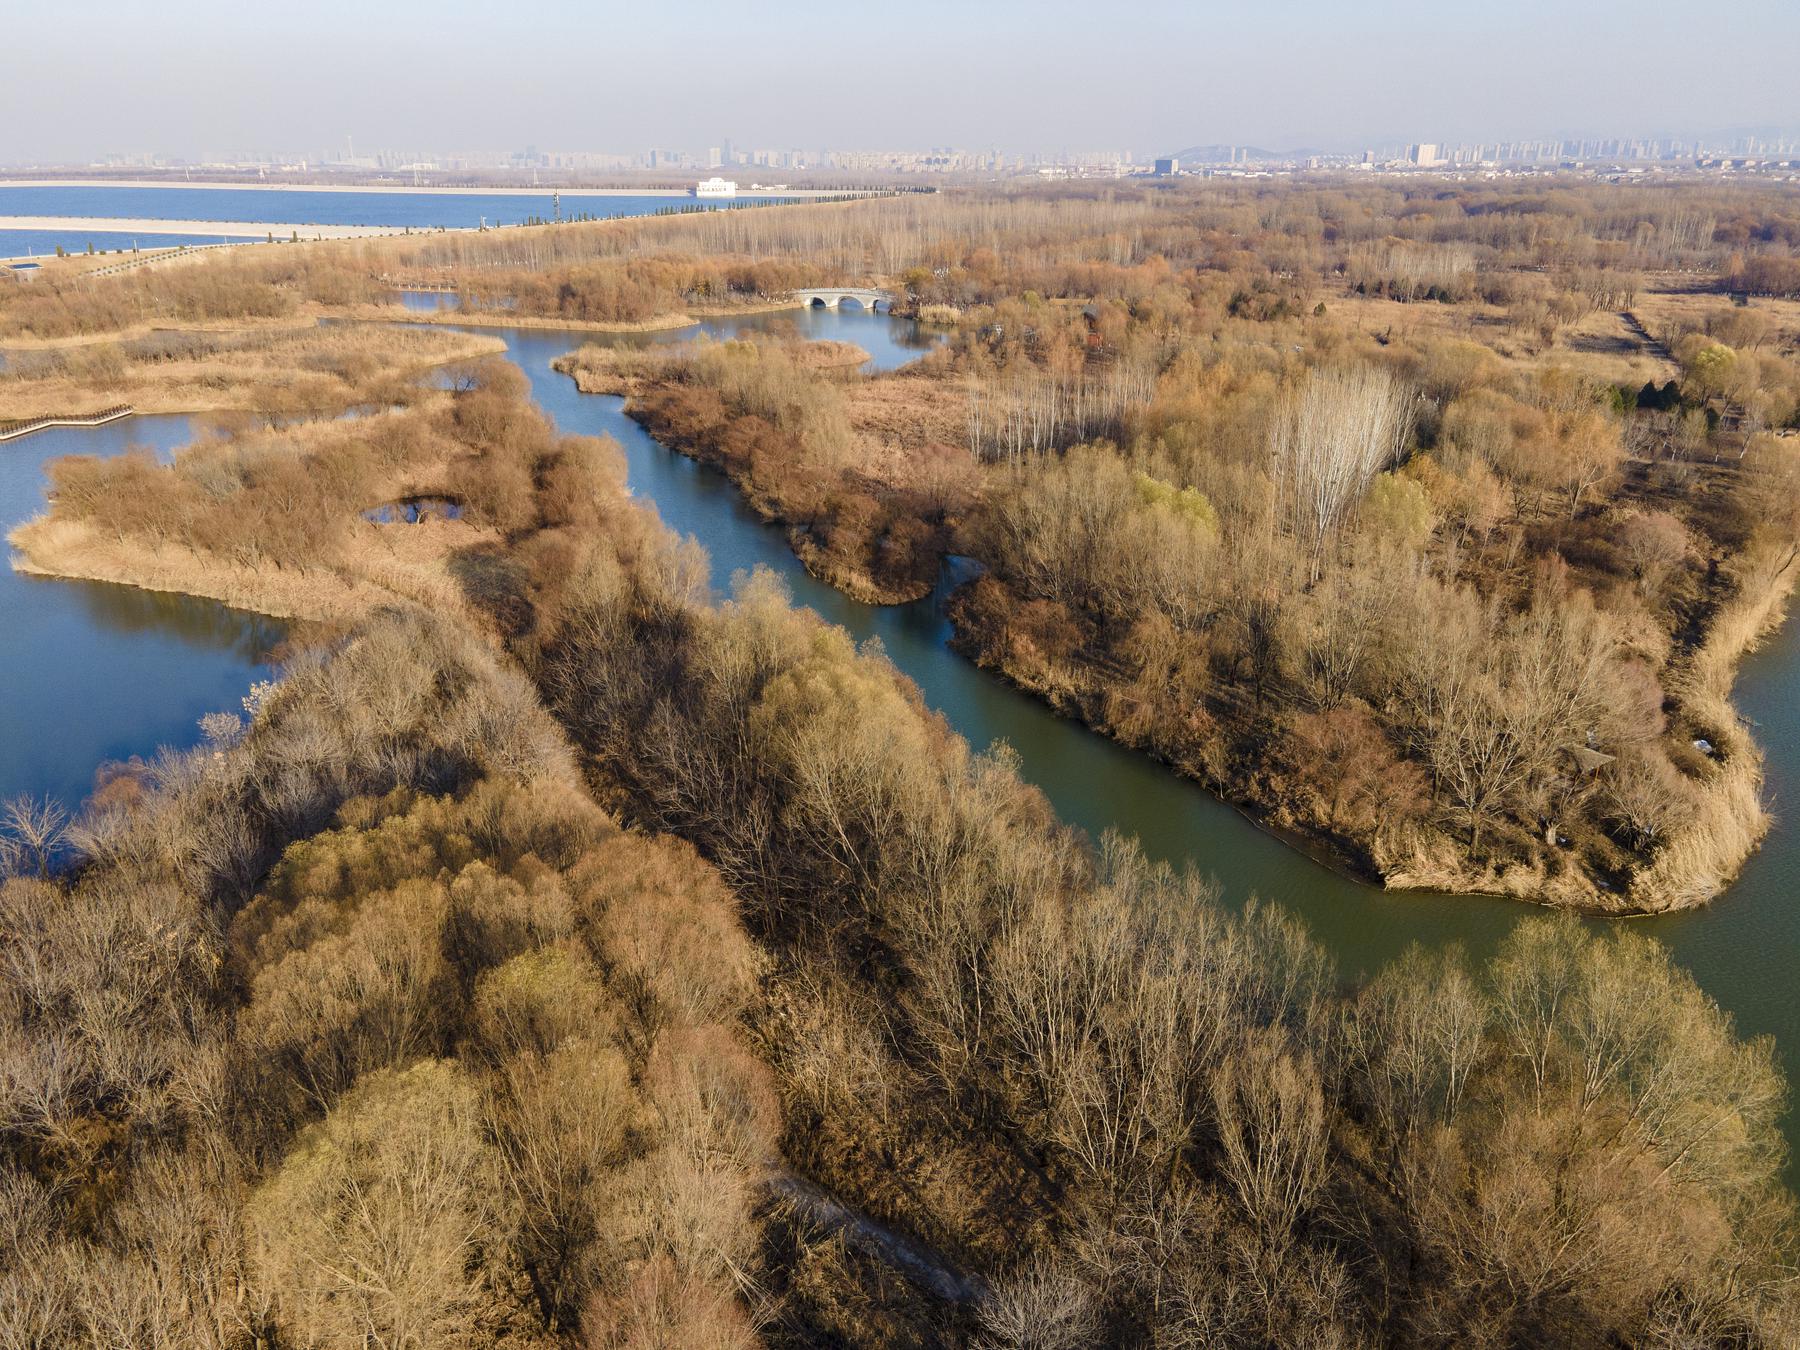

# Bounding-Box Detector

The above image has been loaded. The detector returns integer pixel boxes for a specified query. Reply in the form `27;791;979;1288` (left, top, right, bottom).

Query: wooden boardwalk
0;405;135;442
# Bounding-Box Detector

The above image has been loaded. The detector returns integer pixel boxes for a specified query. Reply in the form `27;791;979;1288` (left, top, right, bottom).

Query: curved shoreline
17;390;1788;920
6;510;488;626
549;343;1795;915
940;558;1797;917
12;308;1794;920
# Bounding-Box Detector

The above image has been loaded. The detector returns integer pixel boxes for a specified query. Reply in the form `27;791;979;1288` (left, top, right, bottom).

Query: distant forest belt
0;216;418;239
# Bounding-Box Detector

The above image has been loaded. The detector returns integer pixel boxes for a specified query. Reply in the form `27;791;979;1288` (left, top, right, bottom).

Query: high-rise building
1153;156;1179;177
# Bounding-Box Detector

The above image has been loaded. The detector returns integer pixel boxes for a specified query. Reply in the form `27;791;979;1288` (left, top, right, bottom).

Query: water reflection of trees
58;577;287;662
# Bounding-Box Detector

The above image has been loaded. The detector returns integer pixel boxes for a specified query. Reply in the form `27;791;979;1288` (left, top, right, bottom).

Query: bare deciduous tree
0;796;68;878
1210;1031;1329;1258
975;1255;1100;1350
1269;366;1415;582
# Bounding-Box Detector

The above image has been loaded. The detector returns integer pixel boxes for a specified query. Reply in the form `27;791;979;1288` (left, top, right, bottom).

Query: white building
693;177;738;198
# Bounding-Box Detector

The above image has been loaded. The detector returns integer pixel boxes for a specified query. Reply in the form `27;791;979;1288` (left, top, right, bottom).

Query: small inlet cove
0;416;286;811
9;304;1800;1177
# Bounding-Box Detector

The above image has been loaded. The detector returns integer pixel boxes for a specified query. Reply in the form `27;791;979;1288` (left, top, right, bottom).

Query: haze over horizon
4;0;1797;164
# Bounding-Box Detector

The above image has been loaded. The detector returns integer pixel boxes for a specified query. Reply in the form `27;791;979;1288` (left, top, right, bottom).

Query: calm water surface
0;185;791;253
397;290;935;372
0;416;285;808
0;183;802;261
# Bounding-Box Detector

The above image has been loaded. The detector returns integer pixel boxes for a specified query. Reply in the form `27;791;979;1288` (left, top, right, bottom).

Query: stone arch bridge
792;286;893;310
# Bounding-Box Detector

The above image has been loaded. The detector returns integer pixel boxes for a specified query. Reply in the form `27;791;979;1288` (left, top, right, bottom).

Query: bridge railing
0;405;135;442
791;287;896;308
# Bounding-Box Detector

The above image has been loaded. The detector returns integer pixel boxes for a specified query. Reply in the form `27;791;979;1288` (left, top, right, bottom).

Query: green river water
5;304;1794;1174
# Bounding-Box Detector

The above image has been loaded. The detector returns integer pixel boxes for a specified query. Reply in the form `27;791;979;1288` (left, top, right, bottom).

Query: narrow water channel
498;316;1538;960
5;305;1793;1179
487;310;1800;1176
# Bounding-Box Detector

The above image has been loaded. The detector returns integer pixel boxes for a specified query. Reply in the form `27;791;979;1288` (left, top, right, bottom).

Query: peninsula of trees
543;184;1800;911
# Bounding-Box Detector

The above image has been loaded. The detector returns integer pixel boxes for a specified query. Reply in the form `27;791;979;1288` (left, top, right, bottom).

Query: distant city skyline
9;127;1798;179
3;0;1797;167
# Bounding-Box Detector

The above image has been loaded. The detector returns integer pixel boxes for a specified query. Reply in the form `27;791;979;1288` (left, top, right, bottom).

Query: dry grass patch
10;359;630;625
0;320;503;417
1551;308;1681;385
555;336;977;602
1634;281;1800;355
8;512;482;620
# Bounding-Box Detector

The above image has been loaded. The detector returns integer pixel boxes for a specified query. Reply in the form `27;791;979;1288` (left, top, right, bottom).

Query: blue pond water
396;291;942;374
0;416;285;810
0;304;920;813
0;184;789;233
2;184;802;262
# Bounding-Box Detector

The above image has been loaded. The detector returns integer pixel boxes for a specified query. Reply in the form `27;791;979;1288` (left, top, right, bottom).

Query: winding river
494;310;1800;1177
4;305;1796;1174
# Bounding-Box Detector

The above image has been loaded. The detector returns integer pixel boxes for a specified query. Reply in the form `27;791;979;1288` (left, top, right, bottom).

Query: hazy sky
4;0;1796;161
